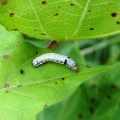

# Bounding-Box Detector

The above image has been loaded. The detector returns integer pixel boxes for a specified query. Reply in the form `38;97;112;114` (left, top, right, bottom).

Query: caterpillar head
66;57;79;72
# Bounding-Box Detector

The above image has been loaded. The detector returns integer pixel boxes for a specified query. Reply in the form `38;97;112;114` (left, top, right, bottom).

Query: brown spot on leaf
4;83;10;93
70;3;75;6
47;40;57;49
4;83;10;88
91;84;97;88
9;12;15;17
12;28;18;31
61;78;65;80
41;0;46;5
111;12;117;17
88;9;91;12
3;54;9;60
111;84;117;89
41;33;46;35
53;13;59;16
89;28;94;30
20;69;24;74
116;21;120;25
1;0;8;5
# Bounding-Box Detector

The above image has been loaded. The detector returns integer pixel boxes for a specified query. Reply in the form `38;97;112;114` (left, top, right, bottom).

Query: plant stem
81;37;120;56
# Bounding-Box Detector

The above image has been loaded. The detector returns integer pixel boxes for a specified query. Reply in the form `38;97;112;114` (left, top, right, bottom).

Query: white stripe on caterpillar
32;53;79;72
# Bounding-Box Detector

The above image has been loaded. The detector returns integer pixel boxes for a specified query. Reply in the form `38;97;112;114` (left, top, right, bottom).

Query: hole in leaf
111;12;117;17
9;12;15;17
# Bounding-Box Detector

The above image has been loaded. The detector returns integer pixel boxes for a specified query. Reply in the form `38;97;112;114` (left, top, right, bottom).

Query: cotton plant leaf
36;62;120;120
24;34;51;49
0;0;120;40
0;25;115;120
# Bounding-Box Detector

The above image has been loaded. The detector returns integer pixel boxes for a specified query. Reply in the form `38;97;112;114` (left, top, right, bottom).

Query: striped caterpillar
32;53;79;72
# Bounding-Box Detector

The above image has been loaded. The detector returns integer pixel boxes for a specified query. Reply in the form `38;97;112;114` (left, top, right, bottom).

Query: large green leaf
0;0;120;40
0;25;115;120
37;62;120;120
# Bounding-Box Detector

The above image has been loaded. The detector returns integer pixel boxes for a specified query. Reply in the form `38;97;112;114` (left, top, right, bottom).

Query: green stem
81;36;120;56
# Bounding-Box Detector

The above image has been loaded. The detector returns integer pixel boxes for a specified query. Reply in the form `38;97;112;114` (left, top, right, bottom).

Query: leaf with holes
0;0;120;40
0;25;115;120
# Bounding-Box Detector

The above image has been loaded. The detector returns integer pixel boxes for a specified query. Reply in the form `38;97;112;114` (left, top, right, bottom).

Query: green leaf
24;34;51;48
0;0;120;40
37;62;120;120
0;25;115;120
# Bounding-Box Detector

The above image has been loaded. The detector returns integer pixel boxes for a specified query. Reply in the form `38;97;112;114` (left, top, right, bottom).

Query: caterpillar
32;53;79;72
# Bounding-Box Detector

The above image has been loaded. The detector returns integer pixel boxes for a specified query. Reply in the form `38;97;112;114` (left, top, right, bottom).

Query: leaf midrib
28;0;52;39
0;68;109;91
72;0;92;36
